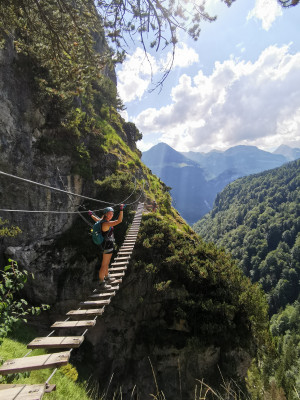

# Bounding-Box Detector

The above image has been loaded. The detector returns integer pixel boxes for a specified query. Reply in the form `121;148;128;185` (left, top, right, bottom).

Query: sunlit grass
0;324;92;400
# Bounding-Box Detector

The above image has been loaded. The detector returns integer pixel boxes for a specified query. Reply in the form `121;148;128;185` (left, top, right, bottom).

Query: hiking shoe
98;281;112;290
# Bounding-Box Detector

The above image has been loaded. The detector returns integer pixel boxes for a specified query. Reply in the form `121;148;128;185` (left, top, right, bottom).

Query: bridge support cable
0;170;140;208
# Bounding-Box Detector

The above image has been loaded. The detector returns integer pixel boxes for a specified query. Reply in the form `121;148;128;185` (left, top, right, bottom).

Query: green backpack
91;220;111;245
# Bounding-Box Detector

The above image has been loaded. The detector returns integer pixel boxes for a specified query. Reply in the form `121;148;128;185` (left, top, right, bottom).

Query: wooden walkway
0;203;144;400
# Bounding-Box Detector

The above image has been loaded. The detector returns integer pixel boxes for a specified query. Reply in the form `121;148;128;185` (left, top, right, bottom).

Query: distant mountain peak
151;142;172;149
142;142;200;168
273;144;300;161
274;144;291;152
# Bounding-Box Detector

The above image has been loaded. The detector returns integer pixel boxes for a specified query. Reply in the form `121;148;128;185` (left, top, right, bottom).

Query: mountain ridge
142;142;298;224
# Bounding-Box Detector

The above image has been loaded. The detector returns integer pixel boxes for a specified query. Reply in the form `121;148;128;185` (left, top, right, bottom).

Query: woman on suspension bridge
89;204;124;288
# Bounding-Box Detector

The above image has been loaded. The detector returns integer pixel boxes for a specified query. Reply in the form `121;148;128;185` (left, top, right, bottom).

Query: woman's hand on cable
120;204;125;211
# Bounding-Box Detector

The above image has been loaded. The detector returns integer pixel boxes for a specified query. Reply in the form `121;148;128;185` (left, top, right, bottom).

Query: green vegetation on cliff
132;214;271;381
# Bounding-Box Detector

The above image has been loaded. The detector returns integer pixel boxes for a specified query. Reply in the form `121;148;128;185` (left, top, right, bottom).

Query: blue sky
116;0;300;153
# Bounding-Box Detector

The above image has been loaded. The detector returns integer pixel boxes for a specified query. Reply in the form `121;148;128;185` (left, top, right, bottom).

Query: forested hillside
194;160;300;398
194;159;300;315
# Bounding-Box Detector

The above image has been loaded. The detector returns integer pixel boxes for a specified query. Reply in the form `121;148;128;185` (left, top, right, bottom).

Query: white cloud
247;0;282;31
137;139;156;152
163;43;199;69
133;45;300;152
117;44;199;103
117;48;159;103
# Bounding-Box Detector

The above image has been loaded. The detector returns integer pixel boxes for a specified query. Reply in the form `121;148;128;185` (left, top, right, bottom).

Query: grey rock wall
0;38;117;306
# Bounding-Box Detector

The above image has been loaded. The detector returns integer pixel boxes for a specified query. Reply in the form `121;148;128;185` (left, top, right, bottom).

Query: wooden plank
89;292;115;299
95;285;118;293
88;292;113;298
109;266;127;272
0;384;45;400
0;383;56;395
112;263;128;268
114;256;130;261
97;286;122;293
111;278;122;290
66;308;104;316
79;300;111;307
110;261;129;266
0;352;70;375
109;272;125;278
89;293;115;300
51;320;96;328
27;336;84;349
97;284;120;292
80;299;111;306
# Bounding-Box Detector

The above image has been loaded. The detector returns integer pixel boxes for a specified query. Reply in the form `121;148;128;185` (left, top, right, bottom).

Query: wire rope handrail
0;183;144;215
0;170;139;206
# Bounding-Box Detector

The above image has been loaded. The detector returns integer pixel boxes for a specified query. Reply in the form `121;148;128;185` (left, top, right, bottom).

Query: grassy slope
0;323;93;400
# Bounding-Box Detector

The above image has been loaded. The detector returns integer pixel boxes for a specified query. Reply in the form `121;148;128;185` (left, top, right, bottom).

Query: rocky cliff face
0;40;82;244
0;38;128;308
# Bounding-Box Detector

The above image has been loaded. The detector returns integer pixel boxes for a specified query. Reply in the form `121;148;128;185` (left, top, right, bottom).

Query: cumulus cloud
117;44;199;103
163;43;199;69
117;48;159;103
133;45;300;152
247;0;282;31
137;139;157;152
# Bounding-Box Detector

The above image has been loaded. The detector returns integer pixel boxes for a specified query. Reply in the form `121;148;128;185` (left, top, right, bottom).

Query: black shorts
102;240;114;254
